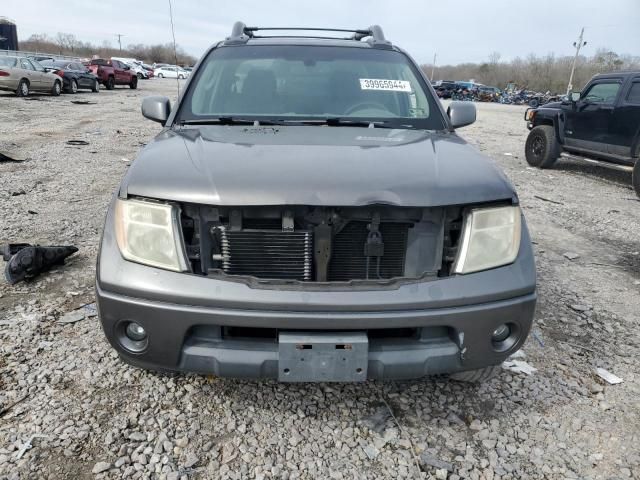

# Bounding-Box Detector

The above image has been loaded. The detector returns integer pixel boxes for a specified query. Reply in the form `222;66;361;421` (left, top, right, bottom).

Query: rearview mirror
570;91;581;102
142;96;171;124
447;101;476;129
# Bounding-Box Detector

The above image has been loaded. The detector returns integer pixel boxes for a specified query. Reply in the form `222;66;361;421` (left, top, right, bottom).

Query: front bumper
96;207;537;380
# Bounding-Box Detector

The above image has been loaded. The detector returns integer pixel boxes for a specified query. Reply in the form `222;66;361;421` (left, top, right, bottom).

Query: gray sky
5;0;640;64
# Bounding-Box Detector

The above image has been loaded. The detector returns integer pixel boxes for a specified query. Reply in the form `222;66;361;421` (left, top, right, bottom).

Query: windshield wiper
298;118;419;129
179;117;286;126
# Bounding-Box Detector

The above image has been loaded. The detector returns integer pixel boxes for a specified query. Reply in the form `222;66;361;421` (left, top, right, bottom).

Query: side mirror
447;101;476;129
124;65;130;70
142;96;171;124
570;91;581;102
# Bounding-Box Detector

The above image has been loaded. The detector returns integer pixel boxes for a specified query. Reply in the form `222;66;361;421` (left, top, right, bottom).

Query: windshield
178;45;445;129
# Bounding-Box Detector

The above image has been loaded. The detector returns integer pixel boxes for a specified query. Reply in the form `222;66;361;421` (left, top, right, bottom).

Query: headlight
453;205;521;274
114;198;187;271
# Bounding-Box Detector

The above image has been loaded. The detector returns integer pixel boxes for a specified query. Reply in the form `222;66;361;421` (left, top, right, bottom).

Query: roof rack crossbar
225;22;393;49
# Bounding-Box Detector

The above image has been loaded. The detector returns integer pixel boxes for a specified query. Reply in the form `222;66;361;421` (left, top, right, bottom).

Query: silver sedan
0;56;63;96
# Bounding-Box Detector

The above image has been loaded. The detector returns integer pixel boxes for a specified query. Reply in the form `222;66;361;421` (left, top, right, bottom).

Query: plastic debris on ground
595;367;623;385
1;243;78;284
0;152;25;163
503;359;537;375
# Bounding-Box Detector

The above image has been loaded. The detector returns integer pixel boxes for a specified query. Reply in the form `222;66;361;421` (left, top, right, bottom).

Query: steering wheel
344;102;392;116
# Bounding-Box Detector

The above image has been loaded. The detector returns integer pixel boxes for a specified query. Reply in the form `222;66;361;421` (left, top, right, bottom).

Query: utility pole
567;27;587;95
431;53;437;81
116;33;124;52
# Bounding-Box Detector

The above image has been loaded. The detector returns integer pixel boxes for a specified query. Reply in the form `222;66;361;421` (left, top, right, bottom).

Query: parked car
111;57;149;79
154;66;188;79
524;70;640;196
0;56;62;96
39;59;99;93
97;22;536;383
85;58;137;90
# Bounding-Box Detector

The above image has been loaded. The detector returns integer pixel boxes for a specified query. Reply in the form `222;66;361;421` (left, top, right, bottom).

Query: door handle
600;105;614;111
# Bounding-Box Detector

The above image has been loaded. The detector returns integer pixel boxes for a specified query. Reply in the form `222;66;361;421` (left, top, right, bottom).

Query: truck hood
121;125;516;207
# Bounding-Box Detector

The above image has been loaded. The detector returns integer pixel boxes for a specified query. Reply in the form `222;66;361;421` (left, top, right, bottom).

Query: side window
626;82;640;104
582;82;621;104
21;59;34;71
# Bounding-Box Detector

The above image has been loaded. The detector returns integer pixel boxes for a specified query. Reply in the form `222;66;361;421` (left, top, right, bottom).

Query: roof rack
224;22;393;49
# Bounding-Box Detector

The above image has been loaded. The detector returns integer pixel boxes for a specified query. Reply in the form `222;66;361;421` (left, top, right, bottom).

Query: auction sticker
360;78;411;92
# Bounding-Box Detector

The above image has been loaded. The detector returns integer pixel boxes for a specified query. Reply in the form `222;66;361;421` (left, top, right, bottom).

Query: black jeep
524;71;640;196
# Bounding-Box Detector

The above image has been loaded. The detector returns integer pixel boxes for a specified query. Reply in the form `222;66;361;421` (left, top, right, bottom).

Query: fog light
125;322;147;341
492;324;511;342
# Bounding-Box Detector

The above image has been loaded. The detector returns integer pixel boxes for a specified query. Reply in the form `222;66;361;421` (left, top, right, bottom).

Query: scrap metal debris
70;100;96;105
503;359;537;375
2;243;78;285
0;152;25;163
563;252;580;260
66;140;89;146
595;367;623;385
15;434;48;459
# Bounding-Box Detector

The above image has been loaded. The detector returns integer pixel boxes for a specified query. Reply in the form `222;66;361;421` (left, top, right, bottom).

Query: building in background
0;17;19;51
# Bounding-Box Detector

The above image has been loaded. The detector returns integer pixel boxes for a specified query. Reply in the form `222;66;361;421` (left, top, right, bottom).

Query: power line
168;0;180;97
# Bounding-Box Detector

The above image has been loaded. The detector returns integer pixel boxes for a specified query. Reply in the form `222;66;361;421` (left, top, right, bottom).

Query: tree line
19;32;197;66
422;49;640;94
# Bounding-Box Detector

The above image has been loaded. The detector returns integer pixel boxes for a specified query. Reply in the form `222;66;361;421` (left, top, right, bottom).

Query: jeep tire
525;125;559;169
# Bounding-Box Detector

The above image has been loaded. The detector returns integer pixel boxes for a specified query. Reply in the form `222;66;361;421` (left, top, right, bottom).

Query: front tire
525;125;559;168
633;160;640;199
137;72;143;79
92;79;99;92
450;365;501;383
16;79;29;97
70;79;78;94
158;73;163;78
51;81;61;96
178;74;184;79
129;77;138;89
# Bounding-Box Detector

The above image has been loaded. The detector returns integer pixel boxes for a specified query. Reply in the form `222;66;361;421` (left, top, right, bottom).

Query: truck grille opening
180;205;464;284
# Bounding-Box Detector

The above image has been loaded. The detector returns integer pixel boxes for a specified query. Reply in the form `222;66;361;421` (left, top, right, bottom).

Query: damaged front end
179;204;467;287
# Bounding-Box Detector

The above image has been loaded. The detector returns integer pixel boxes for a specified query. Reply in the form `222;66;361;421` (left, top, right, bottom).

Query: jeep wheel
106;76;115;90
16;79;29;97
51;80;61;96
129;77;138;89
450;365;501;383
525;125;559;169
633;160;640;199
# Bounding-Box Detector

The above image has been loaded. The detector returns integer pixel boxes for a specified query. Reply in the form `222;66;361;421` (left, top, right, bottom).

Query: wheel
51;80;61;96
158;73;163;78
450;365;501;383
69;79;78;94
106;76;115;90
633;160;640;198
525;125;560;168
528;98;540;108
91;79;99;93
129;77;138;89
16;79;29;97
137;72;143;79
178;74;184;79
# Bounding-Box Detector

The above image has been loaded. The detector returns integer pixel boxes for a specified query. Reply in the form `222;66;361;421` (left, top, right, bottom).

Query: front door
564;80;622;154
19;58;37;89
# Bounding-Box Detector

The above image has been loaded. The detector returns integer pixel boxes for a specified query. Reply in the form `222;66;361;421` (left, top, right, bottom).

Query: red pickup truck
86;59;137;90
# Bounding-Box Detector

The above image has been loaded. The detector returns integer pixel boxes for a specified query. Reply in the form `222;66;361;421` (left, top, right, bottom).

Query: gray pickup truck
525;71;640;196
96;22;536;383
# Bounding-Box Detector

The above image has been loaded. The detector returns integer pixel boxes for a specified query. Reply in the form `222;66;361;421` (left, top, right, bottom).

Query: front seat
238;69;280;114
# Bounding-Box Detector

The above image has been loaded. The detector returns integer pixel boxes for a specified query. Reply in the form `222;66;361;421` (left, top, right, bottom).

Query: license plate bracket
278;332;368;382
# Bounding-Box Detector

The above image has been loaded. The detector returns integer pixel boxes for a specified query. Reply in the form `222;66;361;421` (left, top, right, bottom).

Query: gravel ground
1;81;639;480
